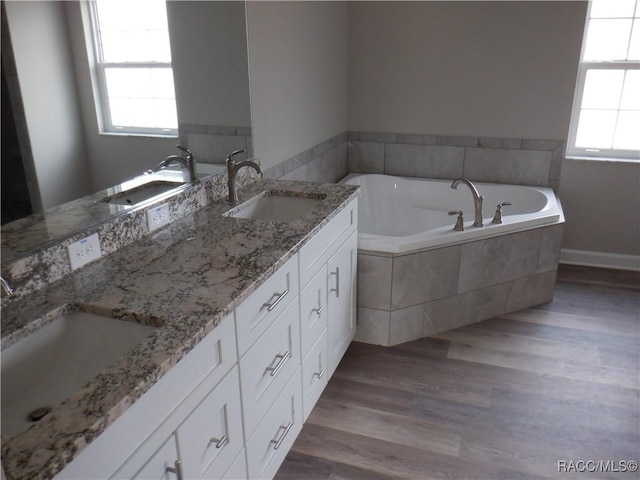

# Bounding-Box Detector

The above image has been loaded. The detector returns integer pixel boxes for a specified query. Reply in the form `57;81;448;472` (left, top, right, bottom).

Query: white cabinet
298;198;358;410
177;368;244;479
132;435;181;480
326;231;358;377
55;198;357;480
235;254;299;356
301;329;328;420
239;298;300;438
245;367;303;480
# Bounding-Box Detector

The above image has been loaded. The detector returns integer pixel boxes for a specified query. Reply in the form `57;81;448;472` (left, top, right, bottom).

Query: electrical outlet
147;203;170;232
67;233;102;270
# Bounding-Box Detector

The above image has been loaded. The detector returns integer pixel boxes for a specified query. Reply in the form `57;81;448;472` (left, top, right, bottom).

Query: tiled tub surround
0;179;359;479
356;223;564;346
179;123;253;163
349;173;564;346
347;131;565;191
0;166;259;301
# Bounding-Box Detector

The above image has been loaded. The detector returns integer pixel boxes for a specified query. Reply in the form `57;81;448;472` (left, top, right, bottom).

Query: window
87;0;177;135
567;0;640;160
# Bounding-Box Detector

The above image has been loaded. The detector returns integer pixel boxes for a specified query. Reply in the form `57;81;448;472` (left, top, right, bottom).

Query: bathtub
342;173;562;254
344;173;565;347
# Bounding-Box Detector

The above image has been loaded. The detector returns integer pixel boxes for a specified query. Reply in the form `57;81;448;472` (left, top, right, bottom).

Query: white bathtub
342;173;563;254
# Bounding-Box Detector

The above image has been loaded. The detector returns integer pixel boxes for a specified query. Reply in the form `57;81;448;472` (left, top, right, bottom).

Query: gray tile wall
263;132;348;184
356;222;563;346
347;131;565;190
179;124;253;164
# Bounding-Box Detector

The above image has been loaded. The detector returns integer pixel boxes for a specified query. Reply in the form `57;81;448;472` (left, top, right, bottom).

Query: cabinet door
301;329;328;421
327;231;357;377
132;435;181;480
176;367;243;480
299;264;327;355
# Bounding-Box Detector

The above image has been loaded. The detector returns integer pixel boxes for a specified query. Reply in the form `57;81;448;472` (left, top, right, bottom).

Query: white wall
168;1;251;128
246;1;349;171
348;1;584;140
560;160;639;257
5;1;92;210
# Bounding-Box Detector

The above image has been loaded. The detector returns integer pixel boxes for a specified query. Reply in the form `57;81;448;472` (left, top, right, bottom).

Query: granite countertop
0;179;359;480
0;168;214;266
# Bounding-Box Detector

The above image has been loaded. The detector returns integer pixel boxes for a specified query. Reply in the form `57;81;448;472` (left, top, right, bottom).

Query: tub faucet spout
451;178;484;227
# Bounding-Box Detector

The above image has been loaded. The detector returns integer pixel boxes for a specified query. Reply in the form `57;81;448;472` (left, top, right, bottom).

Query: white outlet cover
67;233;102;270
147;203;170;232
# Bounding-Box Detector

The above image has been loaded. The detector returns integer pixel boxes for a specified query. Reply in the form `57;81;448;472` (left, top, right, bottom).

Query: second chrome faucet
226;149;263;203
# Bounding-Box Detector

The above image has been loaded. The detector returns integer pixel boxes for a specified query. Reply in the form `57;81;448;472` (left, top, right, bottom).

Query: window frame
566;0;640;161
86;0;178;137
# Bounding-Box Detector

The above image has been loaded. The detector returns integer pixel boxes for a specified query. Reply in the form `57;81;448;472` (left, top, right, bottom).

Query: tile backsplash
179;124;253;164
347;131;564;190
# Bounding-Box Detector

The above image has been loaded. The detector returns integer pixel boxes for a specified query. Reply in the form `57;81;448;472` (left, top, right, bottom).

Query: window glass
90;0;177;134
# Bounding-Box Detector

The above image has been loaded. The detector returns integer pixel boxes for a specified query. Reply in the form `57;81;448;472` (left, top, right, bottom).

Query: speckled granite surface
1;165;254;299
0;179;358;480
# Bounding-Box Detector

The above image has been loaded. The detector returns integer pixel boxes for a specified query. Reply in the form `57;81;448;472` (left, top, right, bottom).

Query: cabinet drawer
132;434;180;480
299;264;327;355
176;367;243;480
221;448;247;480
236;254;299;356
246;367;303;480
299;199;357;286
240;299;300;437
301;329;328;421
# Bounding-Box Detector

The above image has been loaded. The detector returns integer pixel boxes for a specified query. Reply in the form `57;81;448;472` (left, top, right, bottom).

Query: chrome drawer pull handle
270;421;293;450
262;289;288;312
265;350;291;377
166;460;184;480
313;369;325;379
210;435;228;449
311;305;323;316
330;268;340;298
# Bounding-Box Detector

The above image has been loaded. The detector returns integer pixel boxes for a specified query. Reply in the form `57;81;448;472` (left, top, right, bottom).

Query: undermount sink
102;181;183;206
1;312;157;437
226;193;324;223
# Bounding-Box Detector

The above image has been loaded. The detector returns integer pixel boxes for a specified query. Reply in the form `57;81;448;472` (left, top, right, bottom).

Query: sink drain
27;406;51;422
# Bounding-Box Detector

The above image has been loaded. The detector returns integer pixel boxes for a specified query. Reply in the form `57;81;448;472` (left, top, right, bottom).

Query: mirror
1;0;251;265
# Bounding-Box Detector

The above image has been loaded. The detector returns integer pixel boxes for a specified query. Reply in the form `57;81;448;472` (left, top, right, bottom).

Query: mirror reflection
1;0;251;261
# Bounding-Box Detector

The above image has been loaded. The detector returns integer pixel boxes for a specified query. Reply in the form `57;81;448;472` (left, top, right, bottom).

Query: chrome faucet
226;149;262;203
153;145;197;182
451;178;484;227
1;276;15;298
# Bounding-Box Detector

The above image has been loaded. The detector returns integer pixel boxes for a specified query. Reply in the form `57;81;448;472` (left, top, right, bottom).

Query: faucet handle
448;210;465;231
176;145;192;156
226;149;246;163
491;202;512;224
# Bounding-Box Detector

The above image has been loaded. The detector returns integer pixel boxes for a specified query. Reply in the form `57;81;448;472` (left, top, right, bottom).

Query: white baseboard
560;249;640;271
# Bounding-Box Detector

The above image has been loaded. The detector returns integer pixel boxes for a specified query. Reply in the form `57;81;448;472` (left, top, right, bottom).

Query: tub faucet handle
448;210;465;231
491;202;512;224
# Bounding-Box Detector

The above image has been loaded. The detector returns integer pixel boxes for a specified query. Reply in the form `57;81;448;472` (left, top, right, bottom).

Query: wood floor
276;266;640;480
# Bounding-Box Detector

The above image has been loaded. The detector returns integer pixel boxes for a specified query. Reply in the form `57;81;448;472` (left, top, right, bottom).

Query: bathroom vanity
0;179;358;480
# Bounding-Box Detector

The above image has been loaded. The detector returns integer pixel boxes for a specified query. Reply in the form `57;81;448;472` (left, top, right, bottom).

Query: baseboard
560;249;640;271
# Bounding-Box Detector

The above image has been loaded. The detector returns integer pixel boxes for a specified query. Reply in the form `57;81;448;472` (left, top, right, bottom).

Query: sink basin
227;193;324;223
1;312;157;437
102;181;182;206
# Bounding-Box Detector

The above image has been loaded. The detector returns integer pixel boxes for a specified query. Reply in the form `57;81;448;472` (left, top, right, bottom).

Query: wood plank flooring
276;266;640;479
